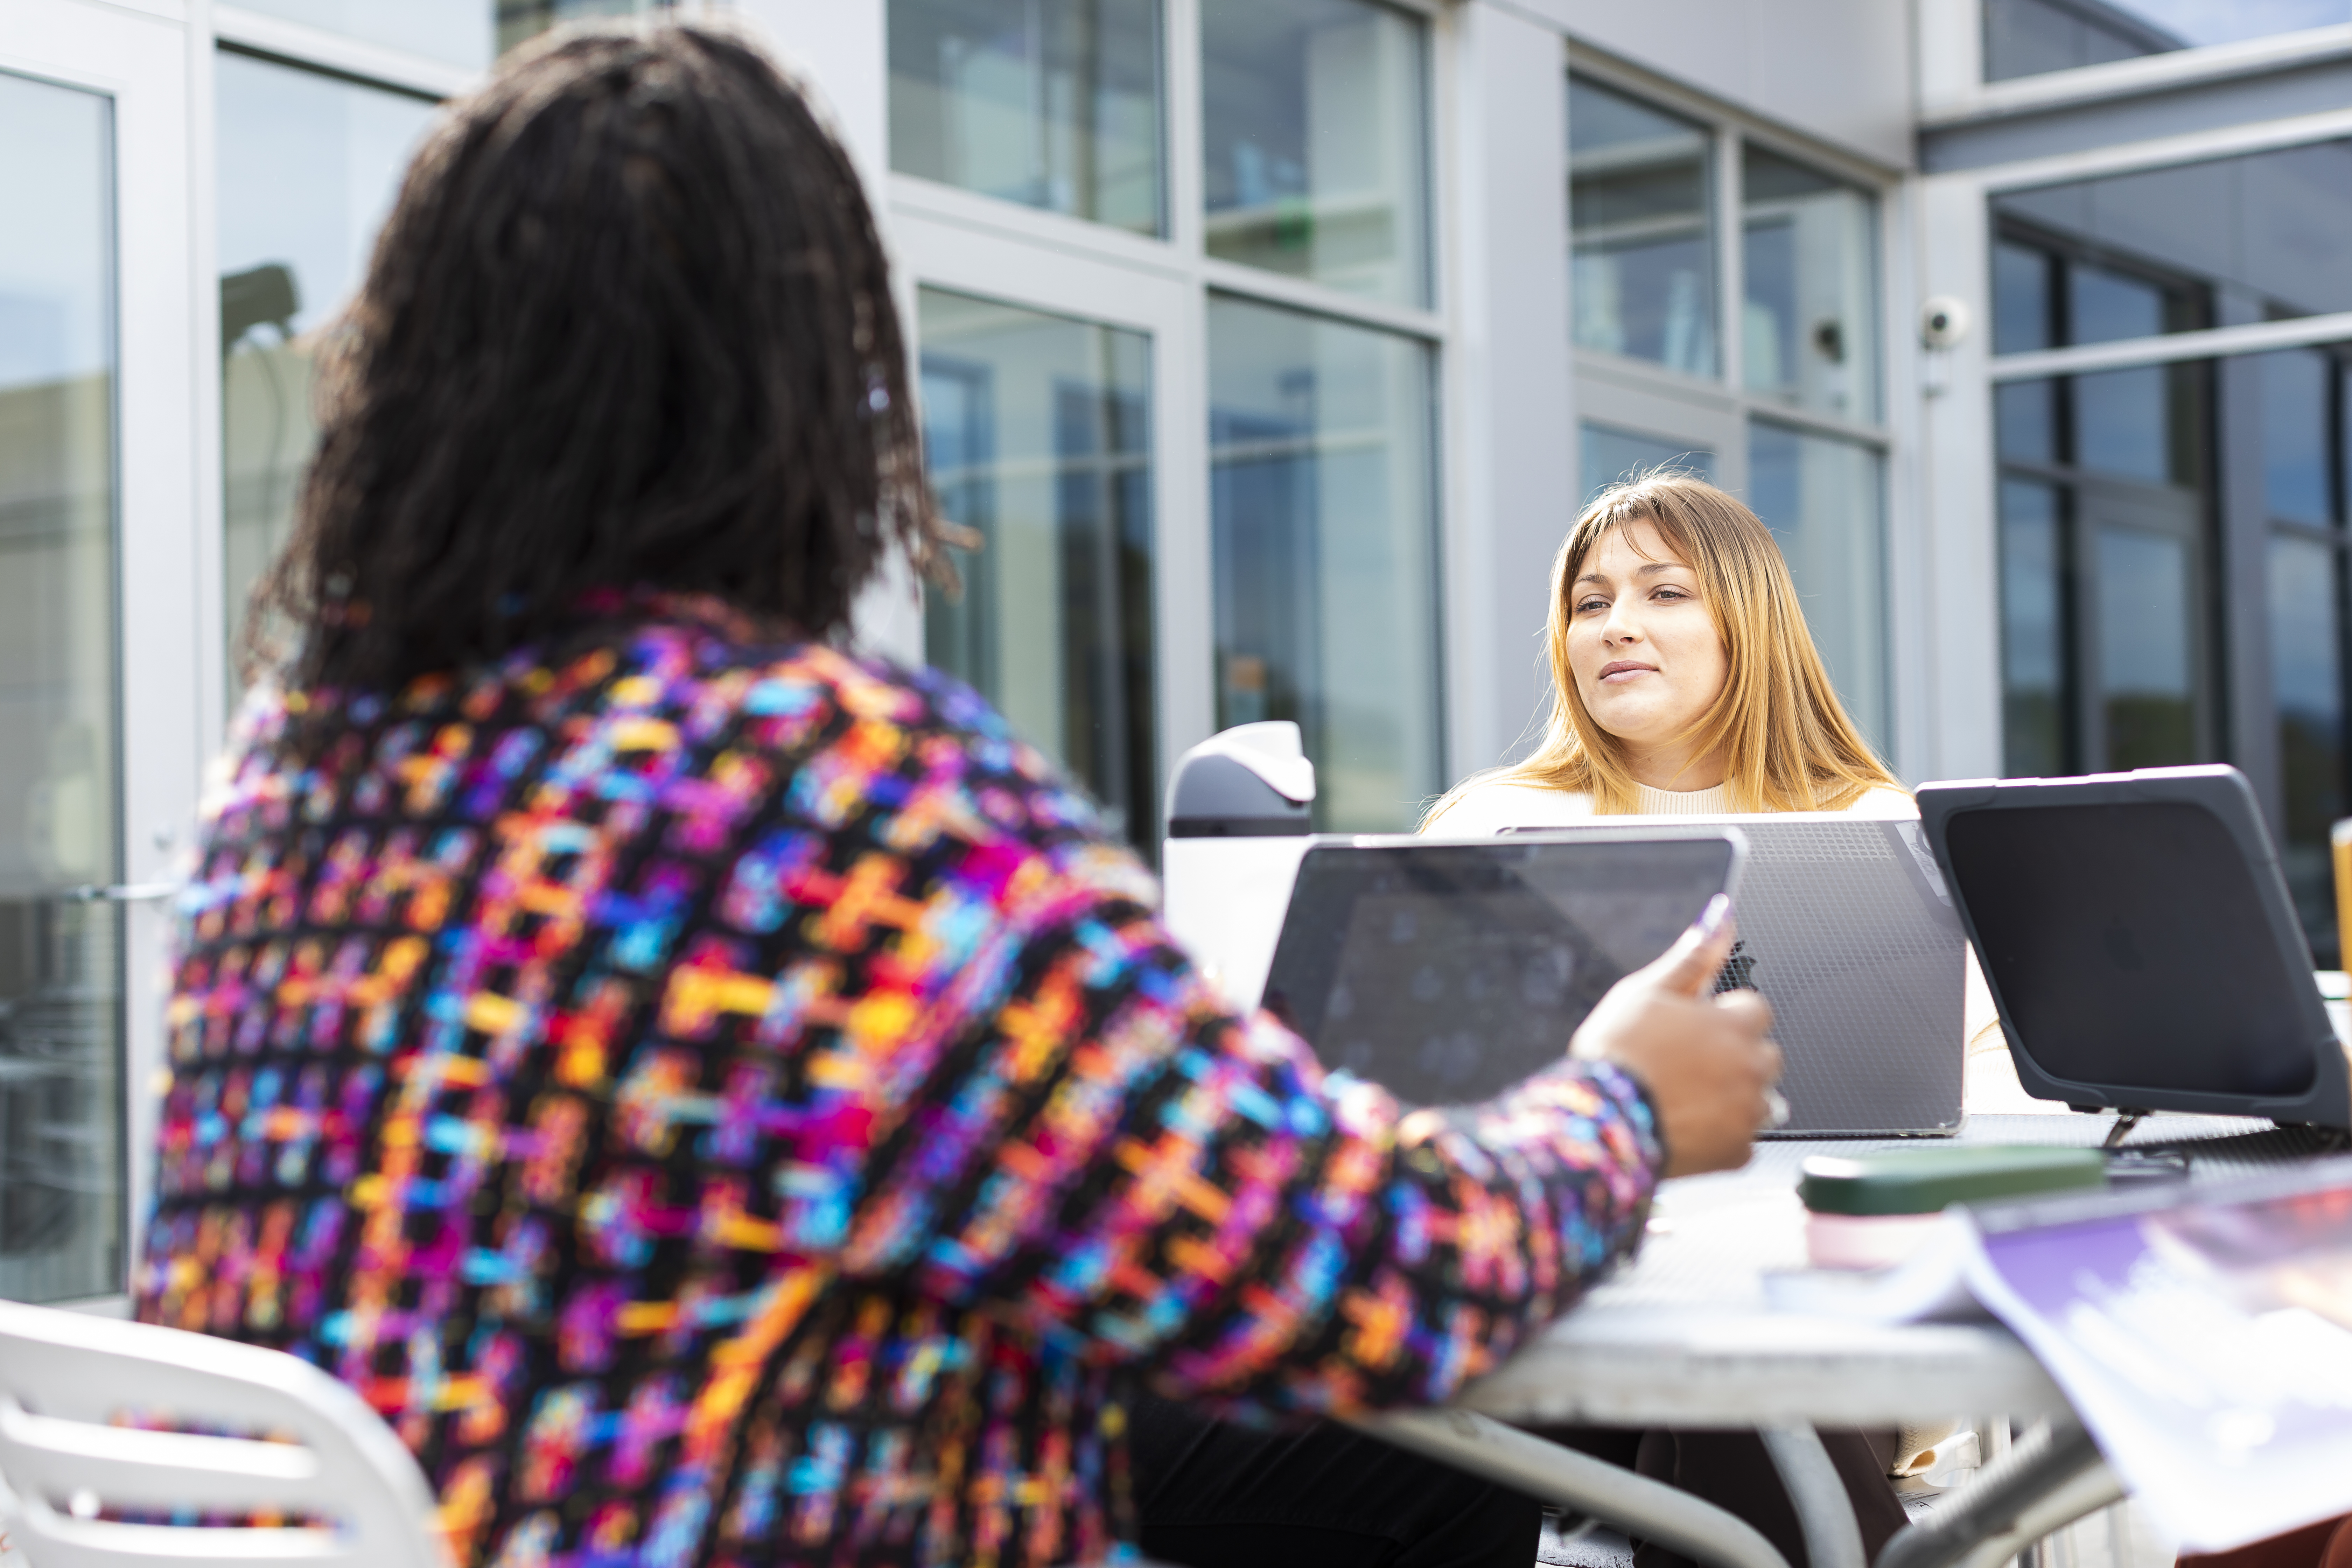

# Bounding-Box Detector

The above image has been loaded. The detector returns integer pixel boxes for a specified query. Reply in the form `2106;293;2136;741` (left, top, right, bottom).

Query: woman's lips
1598;661;1658;684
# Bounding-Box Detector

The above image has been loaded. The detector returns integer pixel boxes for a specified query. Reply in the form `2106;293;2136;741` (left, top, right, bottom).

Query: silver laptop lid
1497;815;1966;1137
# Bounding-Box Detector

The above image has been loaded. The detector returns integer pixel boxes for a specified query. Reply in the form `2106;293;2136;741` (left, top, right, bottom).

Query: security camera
1920;296;1972;351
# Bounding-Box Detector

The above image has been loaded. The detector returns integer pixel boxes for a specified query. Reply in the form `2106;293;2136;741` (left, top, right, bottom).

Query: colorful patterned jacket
136;601;1664;1568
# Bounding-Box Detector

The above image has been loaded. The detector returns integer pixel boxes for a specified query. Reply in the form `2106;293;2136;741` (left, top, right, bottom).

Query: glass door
0;66;122;1304
3;2;205;1305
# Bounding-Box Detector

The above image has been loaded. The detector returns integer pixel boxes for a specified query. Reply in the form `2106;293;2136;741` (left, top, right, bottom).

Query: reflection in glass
1570;77;1716;376
2000;480;2067;775
2262;349;2335;526
1996;141;2349;322
0;71;121;1302
917;290;1156;845
1741;145;1877;421
1579;424;1714;505
1201;0;1427;304
1984;0;2348;81
890;0;1162;234
1209;296;1439;831
217;54;435;705
1994;240;2054;355
2074;363;2200;485
2097;526;2198;768
495;0;670;55
2269;533;2345;963
2069;261;2166;345
1747;424;1888;745
1996;380;2057;465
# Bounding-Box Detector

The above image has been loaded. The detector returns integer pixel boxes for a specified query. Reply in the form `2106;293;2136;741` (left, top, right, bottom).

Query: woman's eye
1652;586;1692;602
1575;597;1609;614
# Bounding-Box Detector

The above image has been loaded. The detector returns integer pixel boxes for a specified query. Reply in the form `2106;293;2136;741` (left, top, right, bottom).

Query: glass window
1996;380;2058;466
1996;141;2352;326
1993;240;2054;355
495;0;670;55
231;0;493;69
2269;532;2346;963
1570;77;1716;377
0;70;121;1302
1200;0;1428;306
217;54;436;704
2000;479;2068;775
2096;525;2198;768
1746;423;1889;744
2262;348;2336;526
1994;364;2214;781
2073;364;2200;485
2068;261;2168;345
1209;296;1438;831
1741;145;1877;422
917;290;1156;845
1984;0;2350;82
1580;424;1714;505
889;0;1163;235
229;0;672;71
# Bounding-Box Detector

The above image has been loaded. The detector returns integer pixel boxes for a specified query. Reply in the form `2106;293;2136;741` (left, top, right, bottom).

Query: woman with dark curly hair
136;20;1780;1567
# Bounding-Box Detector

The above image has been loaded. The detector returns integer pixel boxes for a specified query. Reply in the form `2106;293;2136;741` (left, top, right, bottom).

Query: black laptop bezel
1917;765;2352;1130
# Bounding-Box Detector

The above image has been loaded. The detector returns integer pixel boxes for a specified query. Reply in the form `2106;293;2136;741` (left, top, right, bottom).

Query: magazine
1769;1159;2352;1553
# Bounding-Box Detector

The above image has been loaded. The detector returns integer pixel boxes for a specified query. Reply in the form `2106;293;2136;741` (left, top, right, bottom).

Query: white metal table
1357;1111;2328;1568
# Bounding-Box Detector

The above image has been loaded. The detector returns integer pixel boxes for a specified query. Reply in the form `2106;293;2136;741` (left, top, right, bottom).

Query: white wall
1501;0;1918;170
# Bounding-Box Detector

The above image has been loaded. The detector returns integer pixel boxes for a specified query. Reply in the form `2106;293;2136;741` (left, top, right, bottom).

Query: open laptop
1918;765;2351;1131
1489;816;1968;1137
1259;830;1743;1108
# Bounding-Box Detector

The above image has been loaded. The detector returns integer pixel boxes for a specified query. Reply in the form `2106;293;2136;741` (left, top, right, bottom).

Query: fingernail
1694;893;1732;938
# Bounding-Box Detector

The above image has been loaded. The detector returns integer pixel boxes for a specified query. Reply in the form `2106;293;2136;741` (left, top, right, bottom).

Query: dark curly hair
253;17;944;693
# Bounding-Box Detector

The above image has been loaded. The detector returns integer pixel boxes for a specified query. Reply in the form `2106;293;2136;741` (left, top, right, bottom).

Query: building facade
0;0;2345;1310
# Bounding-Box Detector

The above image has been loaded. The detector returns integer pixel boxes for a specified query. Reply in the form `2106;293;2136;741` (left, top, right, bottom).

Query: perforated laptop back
1508;816;1966;1136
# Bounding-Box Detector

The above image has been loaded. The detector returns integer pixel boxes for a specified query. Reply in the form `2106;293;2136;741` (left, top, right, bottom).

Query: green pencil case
1800;1145;2107;1218
1797;1146;2107;1269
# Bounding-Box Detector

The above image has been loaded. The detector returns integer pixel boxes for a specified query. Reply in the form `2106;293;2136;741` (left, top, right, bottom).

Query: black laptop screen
1261;837;1736;1106
1943;802;2316;1097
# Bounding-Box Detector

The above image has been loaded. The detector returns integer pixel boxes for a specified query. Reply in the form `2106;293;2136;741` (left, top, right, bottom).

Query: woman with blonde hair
1427;470;1912;830
1432;470;2012;1568
1422;470;2009;1071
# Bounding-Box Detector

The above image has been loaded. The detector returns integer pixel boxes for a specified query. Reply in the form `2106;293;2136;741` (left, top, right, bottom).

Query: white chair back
0;1300;449;1568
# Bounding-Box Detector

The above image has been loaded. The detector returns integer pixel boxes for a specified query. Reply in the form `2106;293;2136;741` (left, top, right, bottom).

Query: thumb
1637;894;1737;999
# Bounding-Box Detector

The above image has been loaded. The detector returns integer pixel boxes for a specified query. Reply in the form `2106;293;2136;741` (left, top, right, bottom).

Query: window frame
1563;46;1912;759
886;0;1454;813
1952;118;2352;950
1919;0;2352;126
1563;48;1900;492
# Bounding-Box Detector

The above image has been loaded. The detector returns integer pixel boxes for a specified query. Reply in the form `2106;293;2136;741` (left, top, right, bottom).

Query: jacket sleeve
873;824;1665;1422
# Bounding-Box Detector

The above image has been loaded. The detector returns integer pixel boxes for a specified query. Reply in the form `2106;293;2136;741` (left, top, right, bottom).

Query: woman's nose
1602;602;1643;644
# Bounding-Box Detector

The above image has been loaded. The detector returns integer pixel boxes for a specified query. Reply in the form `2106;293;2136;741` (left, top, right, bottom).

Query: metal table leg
1873;1422;2123;1568
1762;1425;1866;1568
1351;1409;1793;1568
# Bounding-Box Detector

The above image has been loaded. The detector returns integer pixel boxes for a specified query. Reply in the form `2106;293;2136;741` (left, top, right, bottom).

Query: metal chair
0;1298;448;1567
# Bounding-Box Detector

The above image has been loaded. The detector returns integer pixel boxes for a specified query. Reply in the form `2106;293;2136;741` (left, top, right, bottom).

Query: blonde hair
1427;472;1899;823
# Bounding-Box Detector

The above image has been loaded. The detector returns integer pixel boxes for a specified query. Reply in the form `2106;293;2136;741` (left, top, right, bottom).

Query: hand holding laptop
1575;894;1786;1177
